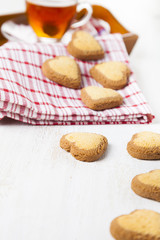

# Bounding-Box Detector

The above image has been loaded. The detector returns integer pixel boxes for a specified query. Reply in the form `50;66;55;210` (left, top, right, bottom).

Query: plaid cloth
0;34;154;125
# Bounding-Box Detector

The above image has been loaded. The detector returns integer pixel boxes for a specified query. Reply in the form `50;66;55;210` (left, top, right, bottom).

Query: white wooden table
0;1;160;240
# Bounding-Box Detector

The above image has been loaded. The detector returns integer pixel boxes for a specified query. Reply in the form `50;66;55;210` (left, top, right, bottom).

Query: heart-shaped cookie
60;132;108;162
90;61;130;89
81;86;123;111
127;131;160;160
67;31;104;60
42;56;81;89
110;209;160;240
131;170;160;201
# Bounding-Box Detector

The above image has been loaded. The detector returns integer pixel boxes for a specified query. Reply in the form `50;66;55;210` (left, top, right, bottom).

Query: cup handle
71;3;93;29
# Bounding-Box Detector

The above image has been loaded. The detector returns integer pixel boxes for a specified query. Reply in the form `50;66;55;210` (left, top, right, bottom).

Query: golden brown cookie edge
60;133;108;162
90;63;129;90
131;171;160;202
81;87;123;111
42;57;81;89
67;31;105;61
127;133;160;160
110;210;159;240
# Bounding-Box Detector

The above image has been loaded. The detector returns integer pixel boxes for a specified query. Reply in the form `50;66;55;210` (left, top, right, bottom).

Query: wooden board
0;119;159;240
0;6;138;54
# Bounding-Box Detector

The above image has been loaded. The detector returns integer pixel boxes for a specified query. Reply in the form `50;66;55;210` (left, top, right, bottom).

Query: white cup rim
26;0;77;7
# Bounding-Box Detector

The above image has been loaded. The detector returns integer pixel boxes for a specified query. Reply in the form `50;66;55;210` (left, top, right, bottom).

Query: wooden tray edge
0;9;138;54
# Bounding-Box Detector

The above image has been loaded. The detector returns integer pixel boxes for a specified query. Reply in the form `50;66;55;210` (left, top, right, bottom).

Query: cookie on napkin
90;61;130;89
42;56;81;89
81;86;123;111
131;169;160;202
127;131;160;160
60;132;108;162
110;209;160;240
67;31;104;60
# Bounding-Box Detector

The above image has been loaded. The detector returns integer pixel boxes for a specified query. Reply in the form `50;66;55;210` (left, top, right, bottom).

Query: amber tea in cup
26;0;92;41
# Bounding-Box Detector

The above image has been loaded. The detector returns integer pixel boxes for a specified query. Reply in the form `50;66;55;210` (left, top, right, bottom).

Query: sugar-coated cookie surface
110;209;160;240
60;132;108;162
131;169;160;201
127;131;160;160
90;61;130;89
42;56;81;89
67;31;104;60
81;86;123;111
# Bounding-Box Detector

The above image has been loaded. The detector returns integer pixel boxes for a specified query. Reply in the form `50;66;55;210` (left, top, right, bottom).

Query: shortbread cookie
110;209;160;240
81;86;123;111
90;61;130;89
131;170;160;202
42;56;81;89
60;132;108;162
127;131;160;160
67;31;104;60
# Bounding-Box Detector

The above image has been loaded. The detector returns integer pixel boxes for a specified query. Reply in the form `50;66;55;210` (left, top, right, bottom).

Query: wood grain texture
0;0;159;239
0;8;138;54
0;118;159;240
0;12;25;45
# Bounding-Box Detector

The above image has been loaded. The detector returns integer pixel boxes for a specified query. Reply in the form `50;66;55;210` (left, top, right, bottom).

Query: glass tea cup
26;0;93;42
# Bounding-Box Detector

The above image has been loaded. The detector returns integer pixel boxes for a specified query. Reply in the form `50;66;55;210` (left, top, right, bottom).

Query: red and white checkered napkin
0;34;154;125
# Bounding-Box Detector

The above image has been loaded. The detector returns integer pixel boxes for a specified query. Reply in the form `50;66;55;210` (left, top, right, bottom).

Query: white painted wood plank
0;0;160;239
0;122;159;239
